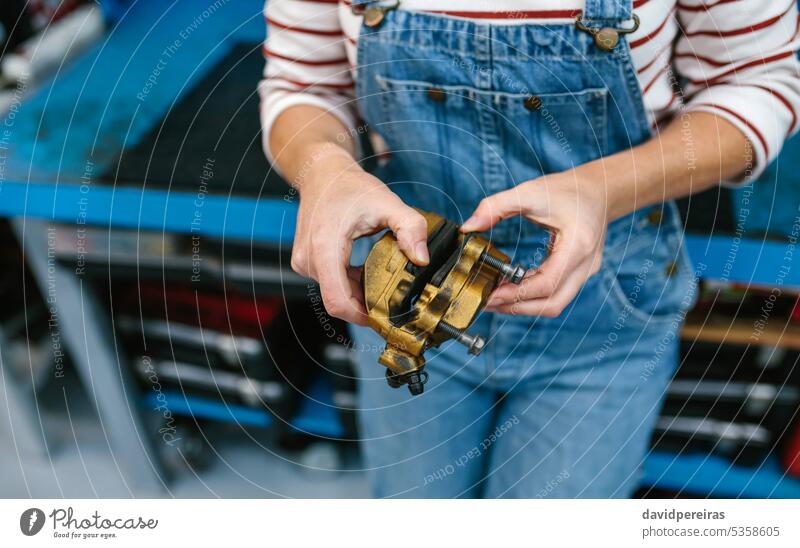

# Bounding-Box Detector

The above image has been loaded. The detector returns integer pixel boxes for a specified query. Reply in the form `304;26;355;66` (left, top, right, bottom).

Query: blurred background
0;0;799;498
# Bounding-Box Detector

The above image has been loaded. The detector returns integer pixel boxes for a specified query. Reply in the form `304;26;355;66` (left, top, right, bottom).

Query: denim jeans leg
351;324;498;498
483;337;678;498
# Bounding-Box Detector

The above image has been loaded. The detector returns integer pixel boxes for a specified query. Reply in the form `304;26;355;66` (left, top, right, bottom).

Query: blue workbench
0;0;295;244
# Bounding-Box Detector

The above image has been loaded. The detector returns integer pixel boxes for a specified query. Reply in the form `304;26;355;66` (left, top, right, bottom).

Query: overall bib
348;0;696;498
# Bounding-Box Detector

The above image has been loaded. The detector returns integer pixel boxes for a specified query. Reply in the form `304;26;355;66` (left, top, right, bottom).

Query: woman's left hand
460;169;610;318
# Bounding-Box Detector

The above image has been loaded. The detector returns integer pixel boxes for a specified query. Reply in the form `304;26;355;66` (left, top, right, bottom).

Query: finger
290;213;312;276
487;268;587;318
381;202;429;266
346;266;366;309
487;243;573;306
315;241;368;325
489;226;604;307
344;274;367;324
290;243;311;278
460;185;530;233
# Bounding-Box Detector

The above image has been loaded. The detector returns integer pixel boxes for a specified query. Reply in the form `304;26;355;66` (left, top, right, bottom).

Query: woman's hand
461;169;609;318
291;146;429;325
459;110;754;319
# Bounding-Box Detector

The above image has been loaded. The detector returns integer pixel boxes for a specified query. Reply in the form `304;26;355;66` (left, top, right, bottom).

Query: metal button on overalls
358;0;400;29
427;88;447;102
575;13;640;52
647;209;664;225
364;7;385;28
594;28;620;51
524;95;542;111
666;261;679;277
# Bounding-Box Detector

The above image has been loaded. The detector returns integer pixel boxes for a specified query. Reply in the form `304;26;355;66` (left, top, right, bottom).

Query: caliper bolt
385;368;404;389
479;251;527;284
437;321;486;356
386;368;429;395
407;371;428;396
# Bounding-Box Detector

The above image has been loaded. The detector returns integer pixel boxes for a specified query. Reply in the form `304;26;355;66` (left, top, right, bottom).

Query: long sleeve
258;0;357;165
676;0;800;182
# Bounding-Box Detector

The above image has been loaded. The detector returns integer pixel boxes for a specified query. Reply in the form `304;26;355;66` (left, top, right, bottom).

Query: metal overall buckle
575;13;640;51
351;0;400;28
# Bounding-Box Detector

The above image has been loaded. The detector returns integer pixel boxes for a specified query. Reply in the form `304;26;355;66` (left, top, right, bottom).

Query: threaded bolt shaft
480;251;526;284
438;321;486;356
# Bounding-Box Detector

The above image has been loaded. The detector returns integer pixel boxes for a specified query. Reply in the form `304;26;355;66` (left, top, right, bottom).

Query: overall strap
583;0;633;22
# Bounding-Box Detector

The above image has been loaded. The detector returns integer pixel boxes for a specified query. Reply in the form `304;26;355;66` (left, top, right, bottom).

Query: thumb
382;202;429;266
461;187;528;233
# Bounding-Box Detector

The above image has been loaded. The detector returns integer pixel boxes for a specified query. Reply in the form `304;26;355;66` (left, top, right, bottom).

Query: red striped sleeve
643;63;670;94
266;76;355;90
748;84;799;135
685;50;796;86
637;43;672;75
263;46;349;66
683;0;795;38
677;0;740;13
630;8;675;48
266;15;345;36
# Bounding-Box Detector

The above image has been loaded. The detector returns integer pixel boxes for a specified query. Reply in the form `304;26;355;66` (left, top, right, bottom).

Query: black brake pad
388;218;460;326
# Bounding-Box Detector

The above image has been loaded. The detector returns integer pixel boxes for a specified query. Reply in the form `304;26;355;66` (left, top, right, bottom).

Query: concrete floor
0;365;369;499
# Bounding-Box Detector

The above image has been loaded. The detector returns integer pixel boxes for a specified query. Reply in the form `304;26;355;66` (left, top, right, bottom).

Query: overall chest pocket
369;75;609;241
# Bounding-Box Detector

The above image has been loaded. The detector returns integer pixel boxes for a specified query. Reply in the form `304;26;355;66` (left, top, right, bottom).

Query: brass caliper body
363;210;526;395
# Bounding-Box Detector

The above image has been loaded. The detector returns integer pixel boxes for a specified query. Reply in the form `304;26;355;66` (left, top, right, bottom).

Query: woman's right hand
290;147;430;325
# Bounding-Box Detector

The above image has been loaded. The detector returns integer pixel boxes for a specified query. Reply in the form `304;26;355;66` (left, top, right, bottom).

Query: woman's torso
335;1;679;128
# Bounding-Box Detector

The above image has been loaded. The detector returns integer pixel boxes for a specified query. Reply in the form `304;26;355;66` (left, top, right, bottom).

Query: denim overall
348;0;695;498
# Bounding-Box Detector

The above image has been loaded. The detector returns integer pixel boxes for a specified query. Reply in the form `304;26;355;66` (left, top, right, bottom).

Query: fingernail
415;242;429;264
461;216;479;232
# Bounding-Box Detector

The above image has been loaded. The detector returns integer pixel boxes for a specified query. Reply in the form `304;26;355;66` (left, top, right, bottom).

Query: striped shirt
260;0;800;180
